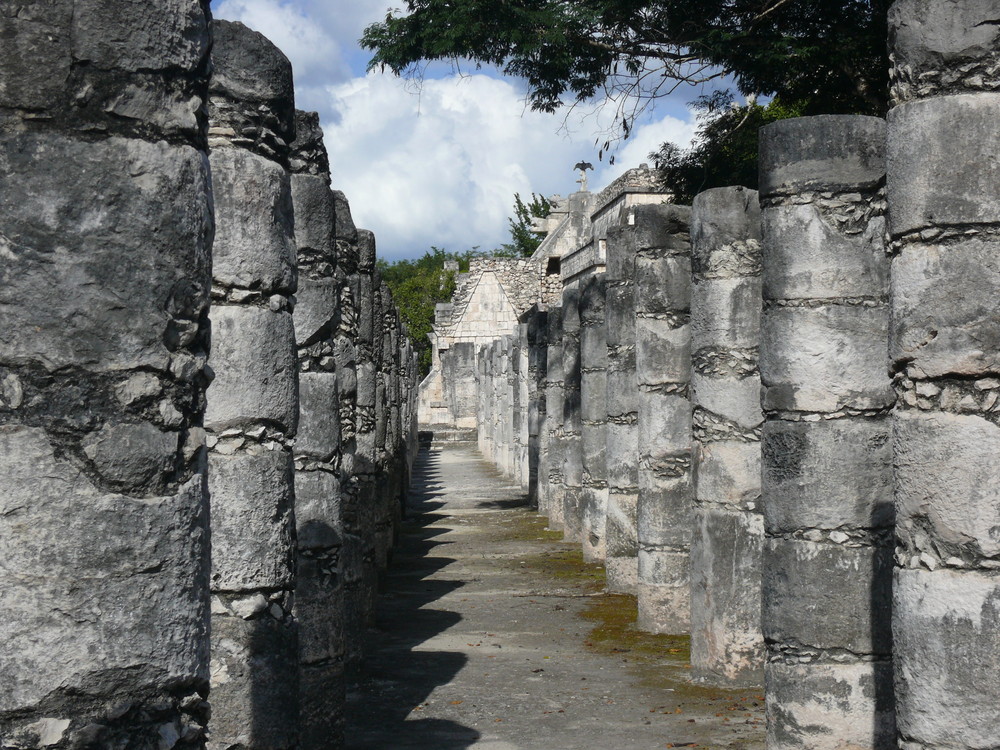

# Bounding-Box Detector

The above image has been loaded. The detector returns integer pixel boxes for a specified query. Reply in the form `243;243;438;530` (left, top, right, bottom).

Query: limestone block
635;319;690;386
691;186;761;253
205;306;298;432
630;203;692;253
691;374;761;430
73;0;209;70
333;191;358;243
300;662;345;750
580;327;607;372
0;426;208;713
296;552;343;665
694;440;761;507
210;17;293;110
211;148;296;293
765;662;895;750
635;256;691;314
605;285;635;344
690;507;764;685
209;613;298;750
760;304;895;412
294;277;339;347
690;277;761;349
759;116;886;196
297;373;339;461
895;410;1000;559
762;538;892;654
606;364;637;419
0;4;72;111
636;550;690;633
606;421;638;490
894;567;1000;749
762;418;893;533
208;450;295;592
291;174;336;258
354;275;375;345
890;237;1000;377
890;0;1000;82
295;470;342;551
637;475;693;549
762;205;887;302
357;230;377;273
888;94;1000;236
0;134;212;371
638;391;690;456
606;491;639;559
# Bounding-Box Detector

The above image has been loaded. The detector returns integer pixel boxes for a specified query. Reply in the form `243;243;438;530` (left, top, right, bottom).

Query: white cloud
213;0;698;261
322;74;695;259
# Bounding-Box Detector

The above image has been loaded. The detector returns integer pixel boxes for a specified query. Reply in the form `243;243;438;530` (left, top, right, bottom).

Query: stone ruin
434;2;1000;748
3;2;1000;750
0;8;417;750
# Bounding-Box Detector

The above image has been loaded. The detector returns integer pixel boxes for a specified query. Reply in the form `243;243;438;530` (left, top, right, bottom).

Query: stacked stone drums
888;1;1000;748
689;187;765;686
0;3;215;747
759;116;895;749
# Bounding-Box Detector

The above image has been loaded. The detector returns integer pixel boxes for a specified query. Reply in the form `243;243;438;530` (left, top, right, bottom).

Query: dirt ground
346;441;766;750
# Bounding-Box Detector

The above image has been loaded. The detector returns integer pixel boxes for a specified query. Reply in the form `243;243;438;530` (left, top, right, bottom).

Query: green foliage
501;193;552;258
650;94;806;203
363;1;891;200
381;193;555;377
379;247;473;378
362;1;891;125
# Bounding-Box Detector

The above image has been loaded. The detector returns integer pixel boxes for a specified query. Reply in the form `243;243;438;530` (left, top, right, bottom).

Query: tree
650;93;805;203
362;1;891;129
500;193;552;258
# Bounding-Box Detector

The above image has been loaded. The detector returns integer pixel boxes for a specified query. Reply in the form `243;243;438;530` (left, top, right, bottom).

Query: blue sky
213;0;705;261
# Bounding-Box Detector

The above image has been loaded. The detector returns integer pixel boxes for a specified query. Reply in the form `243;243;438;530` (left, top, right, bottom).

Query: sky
213;0;703;261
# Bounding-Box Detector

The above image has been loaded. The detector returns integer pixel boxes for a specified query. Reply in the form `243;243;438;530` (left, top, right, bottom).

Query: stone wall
468;7;1000;746
1;14;418;750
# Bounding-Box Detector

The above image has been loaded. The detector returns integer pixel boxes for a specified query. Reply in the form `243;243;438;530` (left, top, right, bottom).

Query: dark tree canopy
362;0;891;124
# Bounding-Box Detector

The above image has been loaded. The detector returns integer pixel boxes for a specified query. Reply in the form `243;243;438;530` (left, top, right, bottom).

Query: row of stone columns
473;5;1000;746
0;12;419;750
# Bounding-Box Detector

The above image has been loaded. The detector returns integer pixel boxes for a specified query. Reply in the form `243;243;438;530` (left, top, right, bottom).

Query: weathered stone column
351;229;380;631
543;306;566;529
0;4;213;747
580;275;609;561
331;191;365;668
511;327;525;482
888;4;1000;748
501;335;515;475
689;187;764;686
759;116;894;749
635;204;693;634
205;20;299;750
288;110;345;749
526;307;549;505
605;221;640;593
562;283;585;543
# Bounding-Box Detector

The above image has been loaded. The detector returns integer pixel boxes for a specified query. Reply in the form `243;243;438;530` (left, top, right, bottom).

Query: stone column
759;116;894;749
888;4;1000;748
502;336;515;475
689;186;764;686
517;321;532;491
543;306;566;528
562;283;585;543
605;222;640;593
580;275;609;561
205;20;299;750
0;4;213;747
288;110;345;749
635;204;693;634
526;308;549;506
511;328;525;482
352;229;380;631
331;191;364;669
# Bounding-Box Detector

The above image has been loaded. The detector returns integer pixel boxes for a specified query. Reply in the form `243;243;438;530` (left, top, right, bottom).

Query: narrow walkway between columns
346;439;765;749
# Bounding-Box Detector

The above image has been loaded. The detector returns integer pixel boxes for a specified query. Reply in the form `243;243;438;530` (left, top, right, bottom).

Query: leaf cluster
650;93;805;203
362;0;892;126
